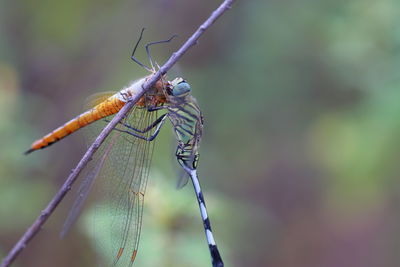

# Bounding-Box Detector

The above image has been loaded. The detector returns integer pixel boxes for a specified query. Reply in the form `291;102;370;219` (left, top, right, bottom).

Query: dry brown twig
0;0;235;266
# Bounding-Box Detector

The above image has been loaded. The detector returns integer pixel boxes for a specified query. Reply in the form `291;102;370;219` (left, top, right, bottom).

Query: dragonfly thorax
116;76;168;107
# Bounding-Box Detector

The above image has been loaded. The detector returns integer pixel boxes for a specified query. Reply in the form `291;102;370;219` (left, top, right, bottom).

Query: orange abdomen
25;96;125;154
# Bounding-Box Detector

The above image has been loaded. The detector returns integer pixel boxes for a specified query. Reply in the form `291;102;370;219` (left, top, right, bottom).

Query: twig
1;0;234;266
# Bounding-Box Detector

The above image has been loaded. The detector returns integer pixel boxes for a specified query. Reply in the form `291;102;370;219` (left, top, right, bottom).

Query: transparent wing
84;91;117;109
60;136;116;238
61;104;158;266
176;169;190;189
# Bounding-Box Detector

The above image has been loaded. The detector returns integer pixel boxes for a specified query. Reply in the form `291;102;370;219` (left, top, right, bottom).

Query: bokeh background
1;0;400;266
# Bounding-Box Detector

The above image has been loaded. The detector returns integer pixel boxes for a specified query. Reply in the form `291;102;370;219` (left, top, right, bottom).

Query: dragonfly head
168;77;191;97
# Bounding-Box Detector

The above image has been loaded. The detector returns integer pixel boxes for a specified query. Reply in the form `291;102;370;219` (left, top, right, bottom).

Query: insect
25;29;224;267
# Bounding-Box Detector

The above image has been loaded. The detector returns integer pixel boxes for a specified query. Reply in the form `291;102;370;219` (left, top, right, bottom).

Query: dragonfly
25;29;224;267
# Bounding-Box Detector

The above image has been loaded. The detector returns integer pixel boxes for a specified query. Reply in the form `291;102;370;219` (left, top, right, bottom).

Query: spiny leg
130;28;177;72
112;114;168;141
145;34;178;70
105;113;167;134
130;28;152;71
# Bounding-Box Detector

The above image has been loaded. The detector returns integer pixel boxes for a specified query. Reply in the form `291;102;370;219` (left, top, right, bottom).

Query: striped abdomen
25;75;168;154
25;95;125;154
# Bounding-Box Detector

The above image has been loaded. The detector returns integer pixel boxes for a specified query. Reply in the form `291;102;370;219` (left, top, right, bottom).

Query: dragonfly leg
145;34;178;70
130;28;152;71
106;114;167;134
114;114;167;141
147;106;167;112
122;113;167;133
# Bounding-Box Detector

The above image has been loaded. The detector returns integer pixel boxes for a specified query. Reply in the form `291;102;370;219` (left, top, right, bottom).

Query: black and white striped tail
183;165;224;267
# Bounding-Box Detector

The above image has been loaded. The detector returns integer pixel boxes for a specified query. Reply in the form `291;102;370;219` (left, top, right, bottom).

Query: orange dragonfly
25;29;224;267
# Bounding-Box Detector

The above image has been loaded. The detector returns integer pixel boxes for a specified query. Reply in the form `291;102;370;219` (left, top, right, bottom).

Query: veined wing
60;91;121;238
84;91;117;110
62;104;158;266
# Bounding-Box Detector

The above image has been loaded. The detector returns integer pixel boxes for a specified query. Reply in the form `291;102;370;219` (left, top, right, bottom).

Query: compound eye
172;81;191;96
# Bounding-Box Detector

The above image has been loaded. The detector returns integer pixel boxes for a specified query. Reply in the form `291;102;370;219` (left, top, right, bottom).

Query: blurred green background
1;0;400;266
